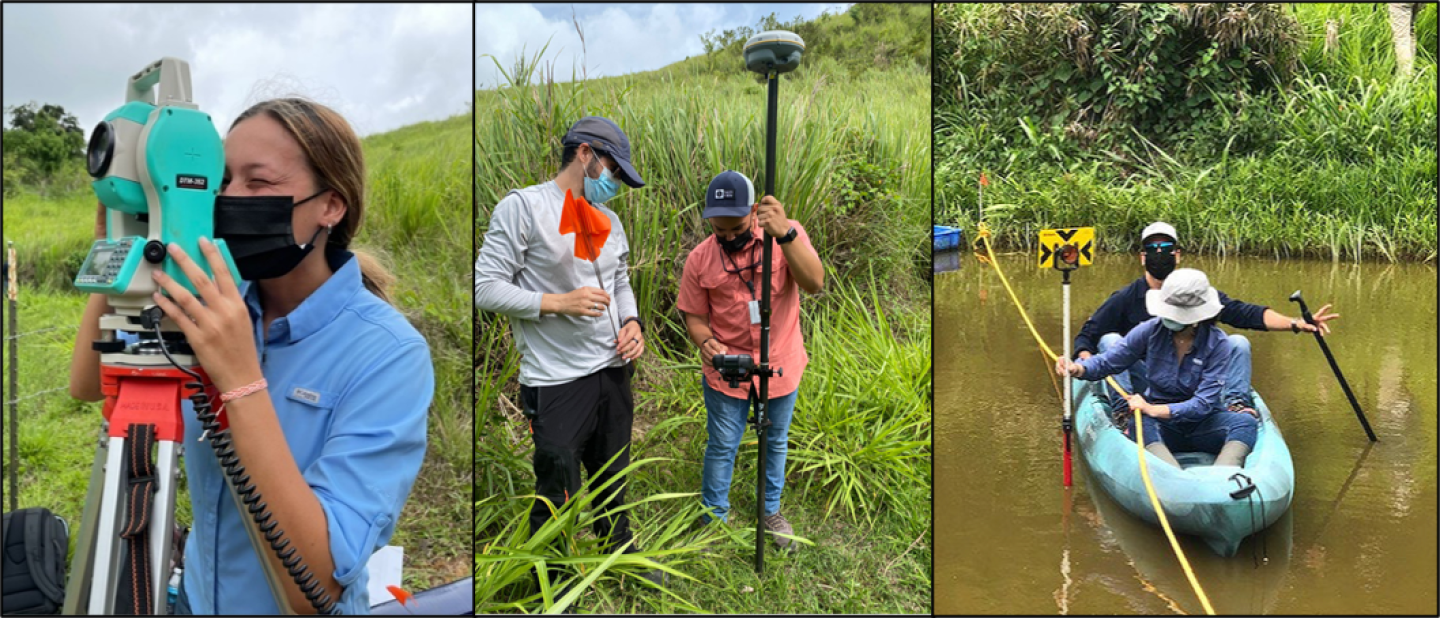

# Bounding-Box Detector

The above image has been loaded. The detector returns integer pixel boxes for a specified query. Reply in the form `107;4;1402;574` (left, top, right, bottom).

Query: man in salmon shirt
676;170;824;548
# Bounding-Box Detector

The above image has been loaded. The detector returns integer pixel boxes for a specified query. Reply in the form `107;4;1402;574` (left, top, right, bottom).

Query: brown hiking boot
762;512;795;550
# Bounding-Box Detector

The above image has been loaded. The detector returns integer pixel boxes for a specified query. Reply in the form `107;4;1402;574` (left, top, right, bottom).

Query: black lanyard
719;237;761;301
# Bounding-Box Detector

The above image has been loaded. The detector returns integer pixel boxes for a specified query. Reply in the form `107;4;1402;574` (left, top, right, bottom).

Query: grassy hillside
935;2;1437;262
476;4;932;614
0;112;474;593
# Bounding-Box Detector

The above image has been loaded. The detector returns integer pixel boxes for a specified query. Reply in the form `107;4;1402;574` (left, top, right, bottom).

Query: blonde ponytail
352;248;395;304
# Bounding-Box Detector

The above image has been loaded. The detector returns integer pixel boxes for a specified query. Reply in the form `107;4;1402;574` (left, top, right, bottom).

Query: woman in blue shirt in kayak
69;98;432;614
1056;268;1258;468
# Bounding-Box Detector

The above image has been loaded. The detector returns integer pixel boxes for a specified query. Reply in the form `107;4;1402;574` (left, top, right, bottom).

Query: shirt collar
242;248;362;343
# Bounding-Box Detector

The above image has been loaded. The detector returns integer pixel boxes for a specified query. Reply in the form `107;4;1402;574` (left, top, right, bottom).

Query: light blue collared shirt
1076;317;1232;422
128;250;431;614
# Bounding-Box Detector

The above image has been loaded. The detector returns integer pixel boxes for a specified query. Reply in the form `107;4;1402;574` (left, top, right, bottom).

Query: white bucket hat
1146;268;1223;324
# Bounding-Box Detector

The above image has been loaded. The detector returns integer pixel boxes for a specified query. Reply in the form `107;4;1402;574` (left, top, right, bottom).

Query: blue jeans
1130;405;1259;451
700;382;797;523
1100;332;1259;451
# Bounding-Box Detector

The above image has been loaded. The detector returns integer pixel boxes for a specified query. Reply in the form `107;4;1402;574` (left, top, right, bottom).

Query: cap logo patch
715;188;734;199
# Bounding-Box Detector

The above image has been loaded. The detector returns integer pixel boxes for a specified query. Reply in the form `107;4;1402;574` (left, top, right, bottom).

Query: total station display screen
82;247;115;277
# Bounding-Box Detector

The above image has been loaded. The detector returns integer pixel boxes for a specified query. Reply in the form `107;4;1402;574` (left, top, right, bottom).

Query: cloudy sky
2;4;472;138
477;3;851;88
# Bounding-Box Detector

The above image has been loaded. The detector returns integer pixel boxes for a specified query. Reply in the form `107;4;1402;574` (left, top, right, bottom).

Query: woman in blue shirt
69;98;432;614
1056;269;1258;468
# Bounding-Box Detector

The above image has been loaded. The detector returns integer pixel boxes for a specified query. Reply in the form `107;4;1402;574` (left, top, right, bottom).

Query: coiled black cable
152;320;338;614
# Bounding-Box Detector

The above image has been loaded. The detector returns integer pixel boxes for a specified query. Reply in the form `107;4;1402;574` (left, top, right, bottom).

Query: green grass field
934;2;1438;261
476;5;932;614
1;111;474;594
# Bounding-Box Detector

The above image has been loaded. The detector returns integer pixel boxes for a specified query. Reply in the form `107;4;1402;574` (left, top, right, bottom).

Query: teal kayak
1072;378;1295;557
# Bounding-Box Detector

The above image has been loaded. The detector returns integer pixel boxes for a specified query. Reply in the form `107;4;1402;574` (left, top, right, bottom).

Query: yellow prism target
1038;227;1095;270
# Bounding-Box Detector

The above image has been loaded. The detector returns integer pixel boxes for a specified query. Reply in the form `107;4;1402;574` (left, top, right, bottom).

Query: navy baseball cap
703;170;756;218
562;116;645;188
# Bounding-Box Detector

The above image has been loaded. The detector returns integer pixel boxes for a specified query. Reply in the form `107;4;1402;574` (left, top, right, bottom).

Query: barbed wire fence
4;241;80;511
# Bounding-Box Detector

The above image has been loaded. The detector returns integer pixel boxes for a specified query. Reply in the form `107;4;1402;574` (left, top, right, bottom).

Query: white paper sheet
366;545;404;607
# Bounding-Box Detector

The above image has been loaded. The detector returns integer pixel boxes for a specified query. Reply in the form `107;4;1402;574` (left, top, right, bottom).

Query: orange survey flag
386;585;413;607
559;189;612;260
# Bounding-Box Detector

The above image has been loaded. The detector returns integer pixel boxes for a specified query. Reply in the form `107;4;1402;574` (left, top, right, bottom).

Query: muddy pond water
934;253;1437;615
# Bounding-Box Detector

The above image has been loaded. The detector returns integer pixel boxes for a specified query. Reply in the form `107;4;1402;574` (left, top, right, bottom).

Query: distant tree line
3;102;86;196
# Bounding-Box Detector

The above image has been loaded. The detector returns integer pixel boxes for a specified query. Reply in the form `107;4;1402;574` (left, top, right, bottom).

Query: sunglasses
1144;241;1176;253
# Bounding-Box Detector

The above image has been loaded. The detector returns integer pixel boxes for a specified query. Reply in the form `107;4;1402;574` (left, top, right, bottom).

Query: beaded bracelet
220;378;268;403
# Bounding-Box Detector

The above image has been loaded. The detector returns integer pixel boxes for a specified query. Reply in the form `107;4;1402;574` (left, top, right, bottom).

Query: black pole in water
1289;290;1377;442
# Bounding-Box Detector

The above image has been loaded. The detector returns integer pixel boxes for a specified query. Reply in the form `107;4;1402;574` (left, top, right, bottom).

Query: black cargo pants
521;363;635;549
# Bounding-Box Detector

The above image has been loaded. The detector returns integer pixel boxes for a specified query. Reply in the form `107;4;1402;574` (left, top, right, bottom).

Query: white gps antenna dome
743;30;805;75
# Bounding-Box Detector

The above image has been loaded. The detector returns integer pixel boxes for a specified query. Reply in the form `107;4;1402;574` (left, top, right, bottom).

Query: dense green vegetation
2;102;87;196
0;112;474;592
477;4;931;614
935;3;1437;262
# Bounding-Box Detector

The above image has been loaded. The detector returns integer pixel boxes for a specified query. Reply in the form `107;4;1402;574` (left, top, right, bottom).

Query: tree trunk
1388;3;1416;78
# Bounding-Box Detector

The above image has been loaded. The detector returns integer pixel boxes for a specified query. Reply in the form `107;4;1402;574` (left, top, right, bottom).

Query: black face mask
1144;246;1177;281
717;229;754;254
214;190;329;280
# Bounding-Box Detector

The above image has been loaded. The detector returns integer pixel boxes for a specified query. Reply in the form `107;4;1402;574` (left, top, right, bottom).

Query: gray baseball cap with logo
703;170;756;218
562;116;645;188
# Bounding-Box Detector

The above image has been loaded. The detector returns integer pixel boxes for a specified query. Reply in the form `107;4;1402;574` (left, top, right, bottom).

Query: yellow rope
976;222;1216;615
974;223;1058;360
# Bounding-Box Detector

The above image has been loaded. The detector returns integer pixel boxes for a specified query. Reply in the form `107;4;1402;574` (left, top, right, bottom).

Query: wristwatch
775;226;798;245
1289;318;1301;334
622;316;644;333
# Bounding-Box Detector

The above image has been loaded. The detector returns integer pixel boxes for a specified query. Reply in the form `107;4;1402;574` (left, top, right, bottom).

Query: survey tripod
59;57;329;615
711;31;805;576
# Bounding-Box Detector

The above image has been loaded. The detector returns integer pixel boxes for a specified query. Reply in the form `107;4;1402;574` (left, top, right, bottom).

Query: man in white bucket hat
1071;221;1340;421
1057;269;1258;467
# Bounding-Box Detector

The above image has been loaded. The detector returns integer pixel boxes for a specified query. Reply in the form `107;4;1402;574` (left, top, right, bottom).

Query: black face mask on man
1144;243;1177;281
718;229;754;254
716;212;758;254
214;189;330;280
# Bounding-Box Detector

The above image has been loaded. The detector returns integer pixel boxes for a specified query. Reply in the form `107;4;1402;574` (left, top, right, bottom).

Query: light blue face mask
1161;318;1189;332
583;156;621;205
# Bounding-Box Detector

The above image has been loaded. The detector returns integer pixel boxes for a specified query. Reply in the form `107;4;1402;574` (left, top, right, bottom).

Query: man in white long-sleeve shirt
475;117;655;581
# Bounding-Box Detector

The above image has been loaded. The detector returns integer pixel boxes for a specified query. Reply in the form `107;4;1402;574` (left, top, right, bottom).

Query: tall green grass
476;10;932;612
1293;3;1438;85
934;3;1437;262
0;112;474;591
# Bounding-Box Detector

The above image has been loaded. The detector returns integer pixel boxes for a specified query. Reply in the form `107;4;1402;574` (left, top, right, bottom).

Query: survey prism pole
1040;228;1092;487
1062;269;1073;486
